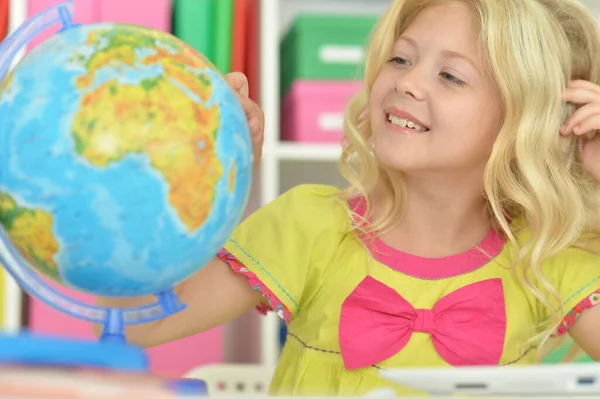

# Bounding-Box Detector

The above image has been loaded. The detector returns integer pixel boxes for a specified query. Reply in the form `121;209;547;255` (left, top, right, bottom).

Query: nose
394;66;426;101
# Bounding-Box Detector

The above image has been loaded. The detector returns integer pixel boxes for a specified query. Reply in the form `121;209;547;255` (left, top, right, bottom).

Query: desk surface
0;365;207;398
2;365;597;399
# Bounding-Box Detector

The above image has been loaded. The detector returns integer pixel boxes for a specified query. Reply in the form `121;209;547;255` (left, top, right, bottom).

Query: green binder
213;0;234;74
172;0;214;61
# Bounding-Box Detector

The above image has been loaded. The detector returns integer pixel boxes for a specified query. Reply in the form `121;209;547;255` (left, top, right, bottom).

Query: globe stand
0;0;188;372
0;1;79;79
99;290;186;344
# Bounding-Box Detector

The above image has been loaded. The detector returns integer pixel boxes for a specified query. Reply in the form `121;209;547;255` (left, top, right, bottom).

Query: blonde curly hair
338;0;600;358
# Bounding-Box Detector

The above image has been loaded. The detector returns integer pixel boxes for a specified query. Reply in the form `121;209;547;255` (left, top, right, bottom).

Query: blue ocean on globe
0;23;253;297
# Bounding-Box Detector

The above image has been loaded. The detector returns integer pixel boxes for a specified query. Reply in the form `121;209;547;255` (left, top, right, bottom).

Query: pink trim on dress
348;197;506;280
554;288;600;336
217;249;291;324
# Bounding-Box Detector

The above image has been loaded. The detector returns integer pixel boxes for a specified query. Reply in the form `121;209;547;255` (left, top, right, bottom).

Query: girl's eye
388;56;411;66
440;72;465;87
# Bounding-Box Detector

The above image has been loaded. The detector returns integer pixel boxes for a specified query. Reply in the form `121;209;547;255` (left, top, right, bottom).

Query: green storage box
280;14;378;97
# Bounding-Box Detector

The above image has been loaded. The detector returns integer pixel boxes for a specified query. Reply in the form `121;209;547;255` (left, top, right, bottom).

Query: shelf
275;142;341;161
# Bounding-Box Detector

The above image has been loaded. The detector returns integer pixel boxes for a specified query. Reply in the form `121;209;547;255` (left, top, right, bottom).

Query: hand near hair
560;80;600;181
224;72;264;173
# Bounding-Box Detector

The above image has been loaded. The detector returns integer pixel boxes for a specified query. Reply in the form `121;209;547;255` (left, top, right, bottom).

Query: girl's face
369;1;501;180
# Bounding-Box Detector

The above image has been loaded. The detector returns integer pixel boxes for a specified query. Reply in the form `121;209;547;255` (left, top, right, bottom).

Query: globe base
0;331;148;371
0;332;209;396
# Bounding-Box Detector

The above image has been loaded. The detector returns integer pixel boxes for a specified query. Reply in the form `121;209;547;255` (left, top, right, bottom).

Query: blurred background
0;0;598;381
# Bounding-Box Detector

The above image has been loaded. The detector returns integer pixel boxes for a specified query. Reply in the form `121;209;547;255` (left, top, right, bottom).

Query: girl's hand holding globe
224;72;264;172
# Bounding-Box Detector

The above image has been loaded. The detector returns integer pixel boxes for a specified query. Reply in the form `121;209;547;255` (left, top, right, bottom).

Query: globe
0;22;253;299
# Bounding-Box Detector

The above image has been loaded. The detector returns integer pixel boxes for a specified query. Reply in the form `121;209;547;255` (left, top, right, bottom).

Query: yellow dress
222;184;600;396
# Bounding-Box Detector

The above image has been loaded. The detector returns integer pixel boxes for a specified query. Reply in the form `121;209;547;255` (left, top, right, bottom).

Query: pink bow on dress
339;277;506;370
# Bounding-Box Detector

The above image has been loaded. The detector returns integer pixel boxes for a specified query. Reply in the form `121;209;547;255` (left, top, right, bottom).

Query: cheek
369;85;384;111
368;82;388;124
445;100;500;143
368;89;384;129
474;104;501;147
369;73;390;108
472;90;502;144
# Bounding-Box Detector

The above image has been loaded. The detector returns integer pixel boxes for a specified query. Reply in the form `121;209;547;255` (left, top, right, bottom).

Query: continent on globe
229;161;236;192
71;27;222;233
0;74;12;92
0;193;60;280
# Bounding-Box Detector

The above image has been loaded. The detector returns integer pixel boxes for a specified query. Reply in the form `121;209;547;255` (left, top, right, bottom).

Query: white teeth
387;114;427;131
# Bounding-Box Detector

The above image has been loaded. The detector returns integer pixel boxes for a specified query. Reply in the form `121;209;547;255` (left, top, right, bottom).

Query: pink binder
27;0;171;52
27;0;96;51
98;0;171;31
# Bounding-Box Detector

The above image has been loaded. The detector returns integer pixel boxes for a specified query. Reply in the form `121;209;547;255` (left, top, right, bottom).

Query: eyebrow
397;36;478;71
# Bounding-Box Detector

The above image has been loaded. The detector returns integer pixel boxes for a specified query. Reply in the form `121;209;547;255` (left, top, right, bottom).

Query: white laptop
379;363;600;396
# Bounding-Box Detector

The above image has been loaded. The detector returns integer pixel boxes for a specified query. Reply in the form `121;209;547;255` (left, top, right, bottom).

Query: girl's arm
567;305;600;360
93;257;263;348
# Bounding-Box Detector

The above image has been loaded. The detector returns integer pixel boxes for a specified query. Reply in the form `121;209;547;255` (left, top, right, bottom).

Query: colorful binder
231;0;248;74
0;0;8;43
98;0;171;31
213;0;233;73
172;0;214;61
245;0;260;103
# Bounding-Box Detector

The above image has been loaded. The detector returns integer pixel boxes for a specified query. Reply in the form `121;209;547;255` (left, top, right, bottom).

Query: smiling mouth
386;113;430;132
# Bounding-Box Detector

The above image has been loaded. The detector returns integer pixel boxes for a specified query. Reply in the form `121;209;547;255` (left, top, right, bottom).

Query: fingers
572;114;600;136
224;71;249;98
223;72;264;173
561;103;600;135
237;95;264;136
567;79;600;94
224;72;262;134
561;80;600;136
562;86;599;105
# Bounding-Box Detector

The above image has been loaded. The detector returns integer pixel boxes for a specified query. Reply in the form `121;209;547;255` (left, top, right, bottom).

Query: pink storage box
29;283;224;378
99;0;171;31
281;80;363;144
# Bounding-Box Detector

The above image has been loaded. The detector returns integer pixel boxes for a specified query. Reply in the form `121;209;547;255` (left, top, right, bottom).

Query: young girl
98;0;600;396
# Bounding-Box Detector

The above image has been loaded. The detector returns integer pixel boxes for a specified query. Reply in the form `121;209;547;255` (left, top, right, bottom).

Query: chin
373;141;420;169
374;149;454;176
374;153;424;173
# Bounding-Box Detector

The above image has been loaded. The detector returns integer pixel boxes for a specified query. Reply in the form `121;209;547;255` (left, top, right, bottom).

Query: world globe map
0;23;252;298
